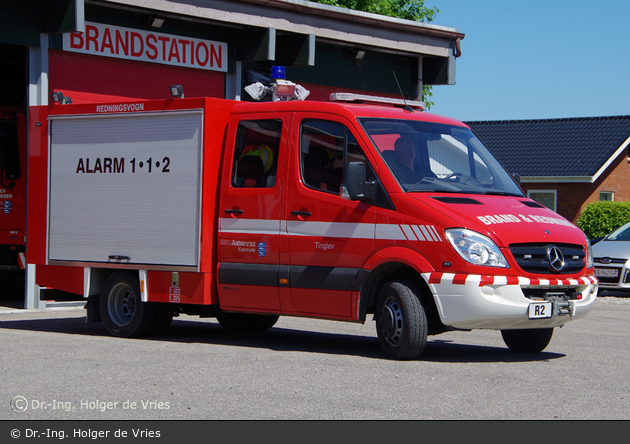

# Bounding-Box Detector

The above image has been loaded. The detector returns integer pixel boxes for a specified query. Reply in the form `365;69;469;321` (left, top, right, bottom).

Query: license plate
594;268;618;278
529;302;552;319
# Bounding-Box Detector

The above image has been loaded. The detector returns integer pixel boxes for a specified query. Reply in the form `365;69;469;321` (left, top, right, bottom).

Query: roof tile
465;116;630;177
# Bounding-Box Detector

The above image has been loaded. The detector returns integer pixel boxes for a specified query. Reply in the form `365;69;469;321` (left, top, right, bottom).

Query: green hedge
577;201;630;240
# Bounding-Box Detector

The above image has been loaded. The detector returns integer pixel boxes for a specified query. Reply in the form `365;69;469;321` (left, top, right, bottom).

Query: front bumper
423;272;598;330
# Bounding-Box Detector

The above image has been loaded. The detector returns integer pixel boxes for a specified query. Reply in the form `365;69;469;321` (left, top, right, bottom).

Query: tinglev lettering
76;158;124;174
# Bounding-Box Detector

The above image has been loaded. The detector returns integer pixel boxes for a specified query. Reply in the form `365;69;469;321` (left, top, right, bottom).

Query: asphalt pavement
1;296;629;420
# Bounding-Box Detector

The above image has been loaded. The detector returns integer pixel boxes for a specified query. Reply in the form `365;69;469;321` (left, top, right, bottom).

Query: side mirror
511;173;521;184
340;162;377;203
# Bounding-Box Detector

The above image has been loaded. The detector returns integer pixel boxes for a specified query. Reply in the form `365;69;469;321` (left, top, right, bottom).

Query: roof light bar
330;92;425;110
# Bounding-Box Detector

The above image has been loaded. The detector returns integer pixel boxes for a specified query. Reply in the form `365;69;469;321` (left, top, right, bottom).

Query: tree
309;0;440;107
311;0;439;22
577;201;630;240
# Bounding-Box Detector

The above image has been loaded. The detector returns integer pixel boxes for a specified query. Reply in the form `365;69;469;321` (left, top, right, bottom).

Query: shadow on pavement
0;315;565;363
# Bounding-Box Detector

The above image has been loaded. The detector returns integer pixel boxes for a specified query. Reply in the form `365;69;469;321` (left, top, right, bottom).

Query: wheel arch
358;247;446;334
85;268;140;323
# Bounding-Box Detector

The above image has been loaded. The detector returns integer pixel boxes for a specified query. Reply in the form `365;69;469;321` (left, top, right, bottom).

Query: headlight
585;234;594;268
445;228;509;268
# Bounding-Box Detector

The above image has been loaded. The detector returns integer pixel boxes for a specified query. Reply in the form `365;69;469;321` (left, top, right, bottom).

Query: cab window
300;120;373;194
231;119;281;188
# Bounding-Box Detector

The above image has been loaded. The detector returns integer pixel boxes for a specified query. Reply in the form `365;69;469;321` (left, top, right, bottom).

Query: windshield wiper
482;190;524;197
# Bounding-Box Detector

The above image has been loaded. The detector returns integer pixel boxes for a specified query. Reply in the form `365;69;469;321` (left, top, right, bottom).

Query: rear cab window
231;119;282;188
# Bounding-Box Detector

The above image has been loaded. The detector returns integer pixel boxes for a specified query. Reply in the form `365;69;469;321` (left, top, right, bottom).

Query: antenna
392;71;414;113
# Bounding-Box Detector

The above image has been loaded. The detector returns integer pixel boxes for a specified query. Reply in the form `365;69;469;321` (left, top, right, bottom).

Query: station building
0;0;464;309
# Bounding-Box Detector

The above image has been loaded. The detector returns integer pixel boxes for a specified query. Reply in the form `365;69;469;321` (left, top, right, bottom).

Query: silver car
592;221;630;292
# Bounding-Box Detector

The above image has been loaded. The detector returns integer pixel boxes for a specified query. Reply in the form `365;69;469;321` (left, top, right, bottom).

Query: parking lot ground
0;297;629;421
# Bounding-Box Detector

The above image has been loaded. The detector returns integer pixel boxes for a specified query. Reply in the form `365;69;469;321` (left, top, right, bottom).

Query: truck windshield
359;118;524;196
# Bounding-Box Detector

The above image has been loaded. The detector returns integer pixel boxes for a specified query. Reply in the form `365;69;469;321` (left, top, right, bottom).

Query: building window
600;191;614;201
528;190;556;211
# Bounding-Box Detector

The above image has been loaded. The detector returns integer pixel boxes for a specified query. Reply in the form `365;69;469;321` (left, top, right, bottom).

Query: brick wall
522;151;630;224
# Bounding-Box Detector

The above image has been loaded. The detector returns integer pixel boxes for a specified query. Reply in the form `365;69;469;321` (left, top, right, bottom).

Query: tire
501;328;554;353
216;312;279;332
375;280;428;360
99;272;163;338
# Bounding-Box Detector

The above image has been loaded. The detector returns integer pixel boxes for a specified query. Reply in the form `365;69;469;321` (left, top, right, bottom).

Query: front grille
509;243;585;275
593;257;627;264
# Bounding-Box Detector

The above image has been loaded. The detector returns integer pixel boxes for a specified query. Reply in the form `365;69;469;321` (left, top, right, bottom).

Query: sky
427;0;630;122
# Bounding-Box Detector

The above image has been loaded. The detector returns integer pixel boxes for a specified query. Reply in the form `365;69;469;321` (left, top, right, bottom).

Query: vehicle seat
303;146;341;192
235;155;264;187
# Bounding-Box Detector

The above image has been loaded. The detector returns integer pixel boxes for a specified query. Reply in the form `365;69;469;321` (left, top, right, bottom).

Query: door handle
225;209;244;215
109;255;131;261
290;211;312;217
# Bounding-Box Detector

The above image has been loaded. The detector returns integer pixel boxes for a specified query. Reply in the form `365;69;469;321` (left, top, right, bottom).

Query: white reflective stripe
400;225;418;241
219;218;281;235
376;224;406;240
419;225;434;242
219;218;442;242
429;225;443;242
411;225;426;241
287;220;375;238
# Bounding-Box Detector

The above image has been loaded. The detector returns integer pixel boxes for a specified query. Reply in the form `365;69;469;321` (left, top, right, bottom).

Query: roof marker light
330;92;425;110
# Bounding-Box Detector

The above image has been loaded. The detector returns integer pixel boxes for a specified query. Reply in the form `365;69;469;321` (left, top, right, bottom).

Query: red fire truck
27;94;598;360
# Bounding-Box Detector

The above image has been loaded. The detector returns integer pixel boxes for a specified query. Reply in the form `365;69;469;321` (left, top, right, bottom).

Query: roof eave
591;135;630;182
240;0;466;39
97;0;464;58
521;176;594;184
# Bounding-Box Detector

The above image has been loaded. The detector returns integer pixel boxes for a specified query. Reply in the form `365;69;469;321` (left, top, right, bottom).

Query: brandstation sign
63;22;227;72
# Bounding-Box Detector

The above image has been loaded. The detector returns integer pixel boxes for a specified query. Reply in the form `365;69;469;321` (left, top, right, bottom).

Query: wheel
99;272;169;338
501;328;554;353
375;280;428;360
216;312;279;332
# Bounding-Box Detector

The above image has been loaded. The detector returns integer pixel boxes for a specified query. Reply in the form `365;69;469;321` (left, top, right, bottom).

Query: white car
592;221;630;292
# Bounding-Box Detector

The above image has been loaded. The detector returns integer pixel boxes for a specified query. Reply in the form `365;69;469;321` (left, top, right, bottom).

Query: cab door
217;114;289;312
282;115;377;319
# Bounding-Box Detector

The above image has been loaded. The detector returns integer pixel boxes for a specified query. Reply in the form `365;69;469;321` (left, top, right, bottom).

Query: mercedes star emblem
546;245;565;272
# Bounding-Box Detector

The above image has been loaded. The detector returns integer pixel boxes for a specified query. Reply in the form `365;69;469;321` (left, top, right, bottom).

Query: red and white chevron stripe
426;272;598;287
